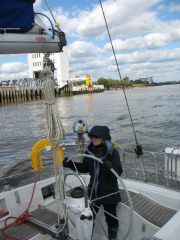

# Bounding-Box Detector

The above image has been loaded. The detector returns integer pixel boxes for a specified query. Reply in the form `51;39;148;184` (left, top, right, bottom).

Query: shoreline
104;82;180;91
104;83;159;91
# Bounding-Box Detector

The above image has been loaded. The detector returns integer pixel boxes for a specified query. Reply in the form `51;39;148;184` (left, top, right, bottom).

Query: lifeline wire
99;0;139;146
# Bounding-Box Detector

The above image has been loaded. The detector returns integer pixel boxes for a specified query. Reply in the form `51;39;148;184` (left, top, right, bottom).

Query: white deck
1;176;180;240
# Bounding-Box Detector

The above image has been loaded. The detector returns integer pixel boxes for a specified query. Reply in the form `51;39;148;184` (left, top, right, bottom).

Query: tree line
73;77;147;86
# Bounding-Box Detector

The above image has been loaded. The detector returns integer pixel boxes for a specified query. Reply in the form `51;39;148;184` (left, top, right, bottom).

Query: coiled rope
40;66;65;143
40;64;67;228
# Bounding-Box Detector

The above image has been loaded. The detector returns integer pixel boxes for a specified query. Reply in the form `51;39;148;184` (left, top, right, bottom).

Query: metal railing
117;146;180;188
1;142;180;190
117;146;160;184
162;152;180;188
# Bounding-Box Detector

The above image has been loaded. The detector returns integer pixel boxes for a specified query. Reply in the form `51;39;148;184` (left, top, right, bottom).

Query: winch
73;119;88;154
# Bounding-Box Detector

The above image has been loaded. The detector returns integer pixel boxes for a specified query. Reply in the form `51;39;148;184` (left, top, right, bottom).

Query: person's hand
103;161;113;172
63;157;69;168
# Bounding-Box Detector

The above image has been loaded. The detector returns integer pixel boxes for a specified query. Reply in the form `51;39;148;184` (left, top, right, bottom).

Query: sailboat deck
0;188;177;239
68;187;178;228
0;208;58;240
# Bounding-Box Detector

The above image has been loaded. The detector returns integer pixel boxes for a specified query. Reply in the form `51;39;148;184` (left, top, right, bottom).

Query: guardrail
117;146;180;189
1;142;179;190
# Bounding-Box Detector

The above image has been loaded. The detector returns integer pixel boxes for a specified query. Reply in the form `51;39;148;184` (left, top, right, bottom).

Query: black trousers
92;203;119;227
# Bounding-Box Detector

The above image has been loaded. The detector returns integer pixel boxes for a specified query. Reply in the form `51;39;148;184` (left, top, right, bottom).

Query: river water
0;84;180;191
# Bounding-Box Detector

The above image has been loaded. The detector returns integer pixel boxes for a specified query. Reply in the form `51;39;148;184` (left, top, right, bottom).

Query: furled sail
0;0;66;54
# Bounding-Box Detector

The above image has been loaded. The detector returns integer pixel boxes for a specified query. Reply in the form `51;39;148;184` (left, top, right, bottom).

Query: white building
140;77;153;84
27;47;69;87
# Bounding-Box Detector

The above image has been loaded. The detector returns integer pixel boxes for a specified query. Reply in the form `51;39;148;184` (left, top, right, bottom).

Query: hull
73;89;104;95
72;85;104;95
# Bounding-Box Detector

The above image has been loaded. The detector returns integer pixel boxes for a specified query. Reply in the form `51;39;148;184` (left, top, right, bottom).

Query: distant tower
27;47;69;87
125;76;129;82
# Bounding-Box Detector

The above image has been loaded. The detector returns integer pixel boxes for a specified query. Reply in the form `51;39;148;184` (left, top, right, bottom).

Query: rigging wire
43;0;67;52
99;0;139;147
44;0;61;32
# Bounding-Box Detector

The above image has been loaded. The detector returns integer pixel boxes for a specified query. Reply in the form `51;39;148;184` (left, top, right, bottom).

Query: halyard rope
40;64;67;227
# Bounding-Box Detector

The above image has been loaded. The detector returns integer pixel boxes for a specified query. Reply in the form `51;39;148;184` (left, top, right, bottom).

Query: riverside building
140;77;153;84
27;47;69;87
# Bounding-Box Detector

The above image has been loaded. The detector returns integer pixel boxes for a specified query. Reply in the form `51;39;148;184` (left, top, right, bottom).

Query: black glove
103;161;113;172
63;157;69;168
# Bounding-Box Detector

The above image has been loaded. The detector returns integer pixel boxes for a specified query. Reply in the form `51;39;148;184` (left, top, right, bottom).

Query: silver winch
73;119;88;154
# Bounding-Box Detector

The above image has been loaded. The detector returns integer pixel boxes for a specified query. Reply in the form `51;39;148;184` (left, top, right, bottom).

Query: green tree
92;81;98;85
114;80;121;84
97;77;108;86
134;79;145;84
107;78;114;86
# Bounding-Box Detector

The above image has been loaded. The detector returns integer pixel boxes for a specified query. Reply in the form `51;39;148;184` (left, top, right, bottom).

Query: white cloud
113;48;180;65
169;3;180;12
0;55;6;59
40;0;164;40
68;41;107;62
0;0;179;83
104;30;180;53
0;71;29;81
125;60;180;81
33;0;42;13
52;0;169;40
67;41;108;77
0;62;28;74
104;48;180;82
74;48;180;82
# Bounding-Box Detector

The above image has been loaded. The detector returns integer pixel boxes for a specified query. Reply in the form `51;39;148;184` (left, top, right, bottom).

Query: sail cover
0;0;35;32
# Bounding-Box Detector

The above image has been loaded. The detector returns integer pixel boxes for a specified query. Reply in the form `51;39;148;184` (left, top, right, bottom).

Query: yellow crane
85;75;93;88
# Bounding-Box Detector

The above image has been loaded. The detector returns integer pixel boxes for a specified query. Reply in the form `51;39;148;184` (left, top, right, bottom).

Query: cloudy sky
0;0;180;82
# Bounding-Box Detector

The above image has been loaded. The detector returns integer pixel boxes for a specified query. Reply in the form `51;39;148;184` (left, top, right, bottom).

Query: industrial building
27;47;69;87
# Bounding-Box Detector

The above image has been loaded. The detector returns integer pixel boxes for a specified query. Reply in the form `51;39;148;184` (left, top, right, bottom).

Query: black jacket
67;140;123;204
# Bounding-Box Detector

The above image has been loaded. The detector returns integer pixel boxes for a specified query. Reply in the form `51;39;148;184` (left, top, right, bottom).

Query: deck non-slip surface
120;189;177;227
0;208;58;240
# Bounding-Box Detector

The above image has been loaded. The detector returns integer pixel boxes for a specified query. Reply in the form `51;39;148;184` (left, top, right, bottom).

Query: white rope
40;65;66;228
40;67;65;144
